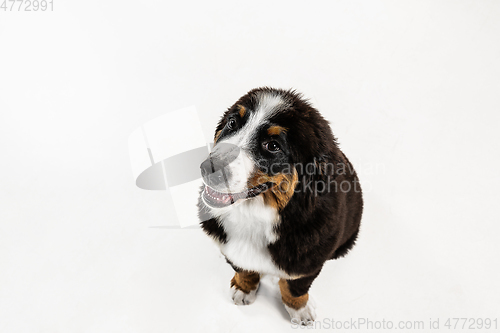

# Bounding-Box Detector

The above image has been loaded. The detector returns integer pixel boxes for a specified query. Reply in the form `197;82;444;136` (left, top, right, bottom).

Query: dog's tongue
205;186;233;205
203;182;272;208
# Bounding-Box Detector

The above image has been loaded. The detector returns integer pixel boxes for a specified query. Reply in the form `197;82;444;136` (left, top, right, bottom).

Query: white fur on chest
217;197;290;278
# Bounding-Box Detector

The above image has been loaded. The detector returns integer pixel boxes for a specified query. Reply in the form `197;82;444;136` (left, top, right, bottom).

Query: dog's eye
227;118;237;130
264;141;281;152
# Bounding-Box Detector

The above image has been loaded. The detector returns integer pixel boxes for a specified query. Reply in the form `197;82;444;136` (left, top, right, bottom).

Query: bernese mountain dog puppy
198;87;363;324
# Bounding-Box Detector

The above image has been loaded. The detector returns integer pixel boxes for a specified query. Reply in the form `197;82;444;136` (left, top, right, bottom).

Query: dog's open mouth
202;182;272;208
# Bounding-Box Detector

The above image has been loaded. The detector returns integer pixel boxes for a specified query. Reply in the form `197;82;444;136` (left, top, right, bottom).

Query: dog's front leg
230;270;260;305
279;275;318;325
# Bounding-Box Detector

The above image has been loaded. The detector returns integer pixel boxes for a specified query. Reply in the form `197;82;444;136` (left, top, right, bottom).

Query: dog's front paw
285;300;316;326
230;285;258;305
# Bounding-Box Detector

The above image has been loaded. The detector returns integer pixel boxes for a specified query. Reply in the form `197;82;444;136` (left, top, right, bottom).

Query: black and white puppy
198;87;363;324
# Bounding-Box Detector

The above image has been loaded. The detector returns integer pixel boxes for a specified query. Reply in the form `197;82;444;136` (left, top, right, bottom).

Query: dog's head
200;87;340;213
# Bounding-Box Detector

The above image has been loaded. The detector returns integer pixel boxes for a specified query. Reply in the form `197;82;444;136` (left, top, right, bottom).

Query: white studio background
1;1;499;332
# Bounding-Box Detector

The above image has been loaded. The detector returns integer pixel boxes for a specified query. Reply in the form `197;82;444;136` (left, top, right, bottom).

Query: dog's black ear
294;150;347;208
317;151;351;179
314;154;333;183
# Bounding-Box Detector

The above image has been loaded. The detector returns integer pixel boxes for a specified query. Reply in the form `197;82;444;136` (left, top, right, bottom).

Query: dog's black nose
200;156;228;187
200;158;210;178
200;143;240;188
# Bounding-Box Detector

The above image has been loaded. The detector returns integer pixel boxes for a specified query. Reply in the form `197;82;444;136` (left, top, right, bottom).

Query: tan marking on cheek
230;271;260;293
214;130;222;144
238;105;246;118
279;279;309;310
267;126;287;136
247;169;298;211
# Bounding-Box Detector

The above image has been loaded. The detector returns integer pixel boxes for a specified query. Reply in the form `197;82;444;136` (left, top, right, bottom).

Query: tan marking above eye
238;105;246;118
214;130;222;143
267;126;287;136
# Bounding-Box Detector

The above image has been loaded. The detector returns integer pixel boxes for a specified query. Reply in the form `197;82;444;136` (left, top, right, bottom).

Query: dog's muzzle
200;142;240;189
200;142;272;208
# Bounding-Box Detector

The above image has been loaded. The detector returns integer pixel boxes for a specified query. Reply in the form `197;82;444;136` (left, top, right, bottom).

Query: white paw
285;300;317;326
230;285;258;305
